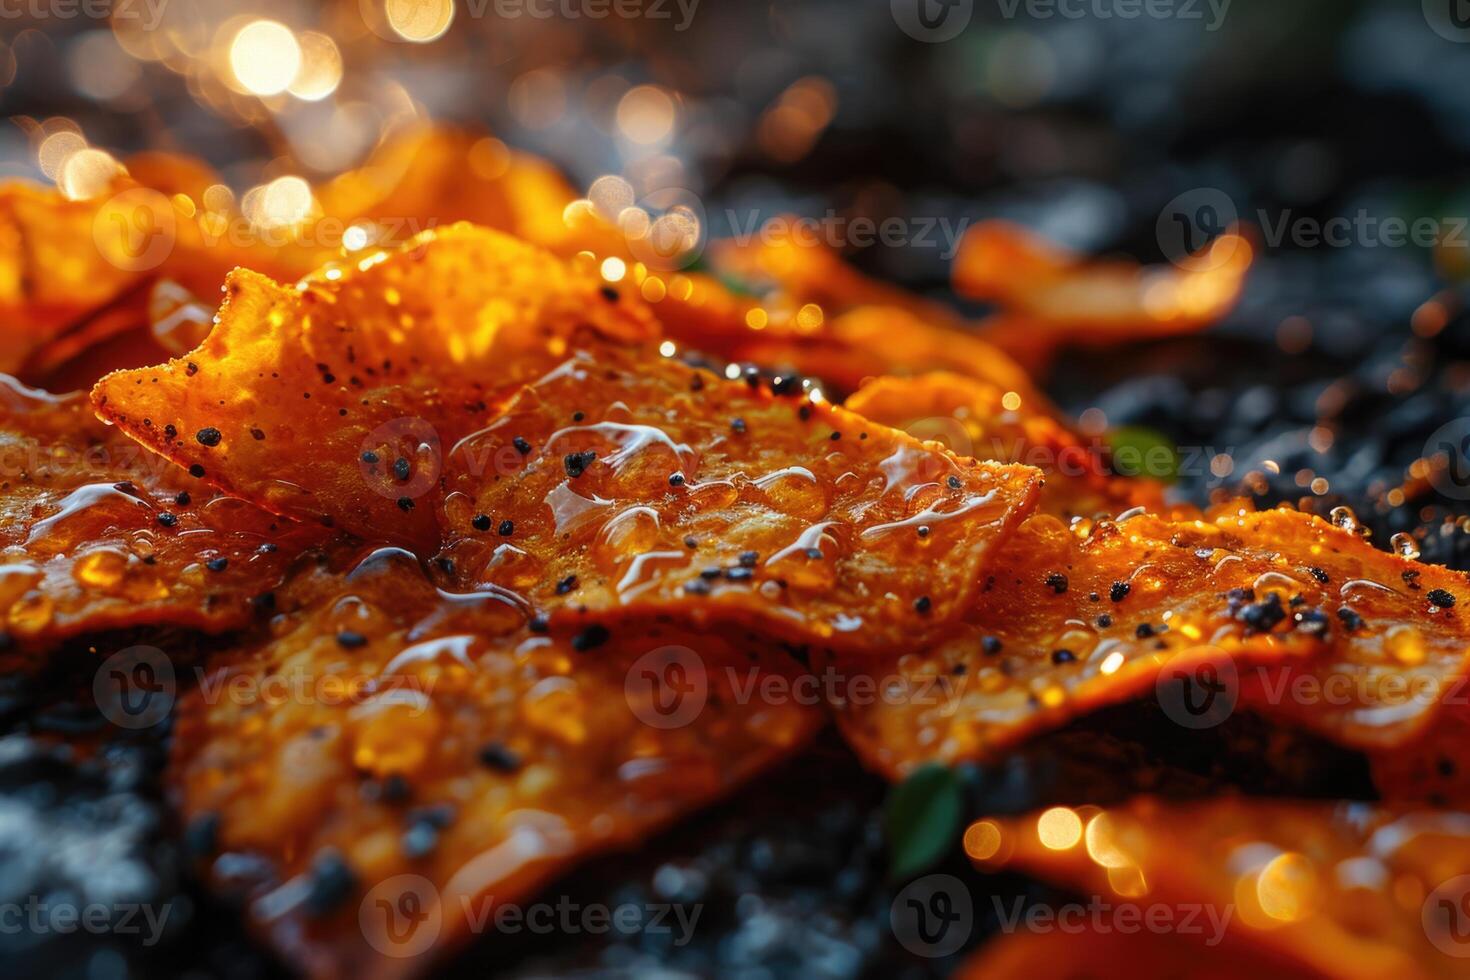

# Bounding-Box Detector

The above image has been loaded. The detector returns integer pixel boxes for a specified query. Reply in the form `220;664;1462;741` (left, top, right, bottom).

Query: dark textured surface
4;1;1470;977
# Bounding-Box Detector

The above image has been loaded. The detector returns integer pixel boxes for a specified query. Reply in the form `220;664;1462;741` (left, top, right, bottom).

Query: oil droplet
522;676;586;744
1329;505;1359;534
1384;624;1426;666
1390;532;1421;560
74;549;127;589
351;698;442;778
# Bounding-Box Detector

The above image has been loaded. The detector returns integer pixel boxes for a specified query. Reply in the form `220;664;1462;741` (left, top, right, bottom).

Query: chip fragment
968;798;1470;979
845;371;1168;519
92;225;658;551
825;508;1470;778
0;374;322;650
438;345;1042;651
953;221;1253;364
172;549;821;977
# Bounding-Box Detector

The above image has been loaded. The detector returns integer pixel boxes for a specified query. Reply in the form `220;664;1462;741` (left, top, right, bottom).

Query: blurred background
5;1;1470;977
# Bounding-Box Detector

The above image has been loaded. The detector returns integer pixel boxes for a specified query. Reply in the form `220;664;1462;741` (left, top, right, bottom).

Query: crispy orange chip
438;345;1041;652
825;508;1470;778
0;375;323;650
92;225;658;552
953;221;1252;364
173;549;821;977
971;798;1470;979
845;371;1167;519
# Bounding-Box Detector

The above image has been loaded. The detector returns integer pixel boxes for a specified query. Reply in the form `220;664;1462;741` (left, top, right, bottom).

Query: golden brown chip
438;345;1042;652
969;798;1470;979
957;919;1301;980
953;221;1253;363
845;371;1167;519
0;374;323;650
92;225;659;551
824;508;1470;778
173;549;821;978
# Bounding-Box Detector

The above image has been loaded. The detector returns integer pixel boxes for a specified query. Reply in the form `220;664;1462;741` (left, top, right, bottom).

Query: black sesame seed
393;457;411;481
600;286;620;303
1051;649;1076;664
669;472;686;487
188;464;205;478
1045;572;1068;594
175;491;191;506
361;451;379;464
184;811;220;858
513;436;532;455
303;850;357;917
572;411;585;422
829;431;842;441
1096;614;1113;628
1110;581;1131;602
1428;588;1457;608
472;514;492;531
769;375;800;396
1135;623;1155;638
981;636;1003;655
725;567;755;582
397;496;414;512
738;550;759;568
731;417;747;434
571;624;610;651
1308;566;1329;584
947;475;962;490
699;567;722;580
478;742;522;772
684;536;698;549
337;630;368;649
195;427;221;447
564;450;597;478
497;519;515;536
528;614;549;633
917;525;931;538
685;578;712;595
555;575;578;595
804;547;824;560
156;512;178;528
1337;607;1365;632
205;557;229;572
914;595;932;614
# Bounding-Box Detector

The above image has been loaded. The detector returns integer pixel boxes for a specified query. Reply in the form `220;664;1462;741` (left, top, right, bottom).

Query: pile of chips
5;126;1470;977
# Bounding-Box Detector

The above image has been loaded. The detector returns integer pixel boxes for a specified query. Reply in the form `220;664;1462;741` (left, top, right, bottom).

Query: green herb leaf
1106;426;1180;483
884;763;963;880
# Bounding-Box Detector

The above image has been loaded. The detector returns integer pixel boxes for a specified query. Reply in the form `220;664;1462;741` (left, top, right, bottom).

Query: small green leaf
884;763;963;880
1106;426;1180;483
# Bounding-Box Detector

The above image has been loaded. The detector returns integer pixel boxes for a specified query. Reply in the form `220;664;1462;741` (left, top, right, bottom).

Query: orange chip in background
438;344;1042;652
173;549;822;978
844;371;1168;520
824;508;1470;779
958;916;1306;980
953;221;1253;367
969;798;1470;980
92;224;659;552
0;374;325;651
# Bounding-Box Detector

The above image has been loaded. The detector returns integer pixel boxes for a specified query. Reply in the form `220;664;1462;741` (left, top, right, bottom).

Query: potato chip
958;919;1297;980
438;345;1042;652
845;371;1167;519
173;549;821;977
825;508;1470;777
971;798;1470;979
92;225;659;551
953;221;1253;360
0;374;323;650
